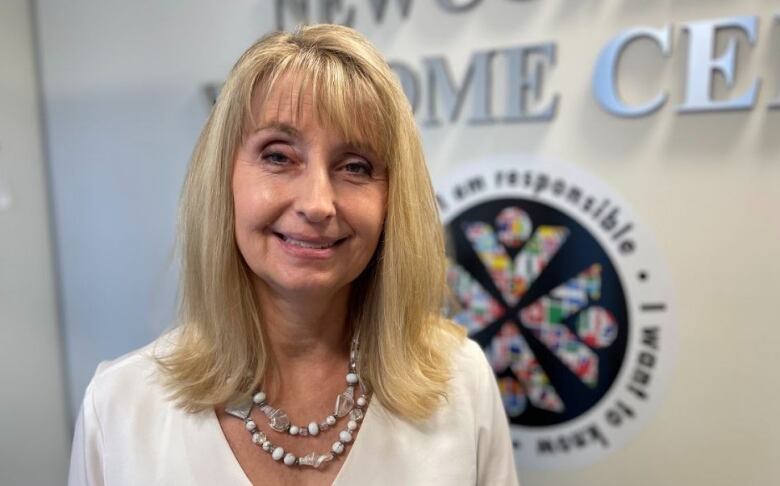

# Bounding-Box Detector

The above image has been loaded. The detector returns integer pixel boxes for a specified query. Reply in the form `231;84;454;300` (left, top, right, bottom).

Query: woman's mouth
273;232;347;252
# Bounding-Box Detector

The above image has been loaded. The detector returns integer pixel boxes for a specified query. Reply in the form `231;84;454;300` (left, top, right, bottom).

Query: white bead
339;431;353;443
283;453;296;466
262;441;271;451
331;441;345;454
245;420;256;431
289;425;299;435
325;415;336;426
272;447;285;461
347;420;357;431
253;392;266;404
252;432;262;444
357;397;367;407
308;422;319;436
346;373;359;384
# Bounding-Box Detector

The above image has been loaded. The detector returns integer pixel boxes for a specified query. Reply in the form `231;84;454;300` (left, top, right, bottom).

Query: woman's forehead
249;73;385;156
251;75;312;126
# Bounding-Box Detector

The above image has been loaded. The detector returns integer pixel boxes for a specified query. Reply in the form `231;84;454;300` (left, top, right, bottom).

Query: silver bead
350;408;364;422
262;441;271;451
266;408;290;432
225;397;253;420
245;420;256;431
334;391;355;418
326;415;337;426
357;396;367;407
347;420;357;431
308;422;319;436
298;452;333;469
339;430;353;443
252;432;264;444
283;453;296;466
252;391;266;404
331;441;345;454
272;447;285;461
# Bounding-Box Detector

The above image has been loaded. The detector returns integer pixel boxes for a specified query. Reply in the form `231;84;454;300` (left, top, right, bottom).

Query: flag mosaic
496;206;532;248
463;221;521;305
463;214;568;306
448;206;619;417
498;376;527;417
513;226;569;298
519;264;604;387
576;307;618;348
446;262;505;333
489;321;564;413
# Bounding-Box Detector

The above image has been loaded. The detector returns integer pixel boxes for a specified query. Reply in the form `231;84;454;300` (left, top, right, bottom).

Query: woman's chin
256;274;351;300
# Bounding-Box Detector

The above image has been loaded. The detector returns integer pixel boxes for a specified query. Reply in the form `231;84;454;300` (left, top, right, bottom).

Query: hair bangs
247;50;392;166
312;56;392;164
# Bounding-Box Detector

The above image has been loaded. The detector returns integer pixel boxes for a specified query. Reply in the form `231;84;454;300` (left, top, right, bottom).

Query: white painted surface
36;0;277;422
34;1;780;484
0;1;70;484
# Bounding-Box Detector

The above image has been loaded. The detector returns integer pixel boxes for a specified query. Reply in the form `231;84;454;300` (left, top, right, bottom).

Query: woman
69;24;519;486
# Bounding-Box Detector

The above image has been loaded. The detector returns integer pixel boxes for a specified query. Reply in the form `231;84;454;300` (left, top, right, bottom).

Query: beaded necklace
225;337;368;469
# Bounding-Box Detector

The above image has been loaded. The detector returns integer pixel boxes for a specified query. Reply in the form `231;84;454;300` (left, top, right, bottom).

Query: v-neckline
206;398;374;485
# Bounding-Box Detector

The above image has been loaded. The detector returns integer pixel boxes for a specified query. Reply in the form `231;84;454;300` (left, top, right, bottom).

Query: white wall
0;1;70;484
36;0;277;421
34;0;780;485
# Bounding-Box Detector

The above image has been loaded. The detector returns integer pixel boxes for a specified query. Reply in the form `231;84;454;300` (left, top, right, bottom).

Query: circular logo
436;157;675;469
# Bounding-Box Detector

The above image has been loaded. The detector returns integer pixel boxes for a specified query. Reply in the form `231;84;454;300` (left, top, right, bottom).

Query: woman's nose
294;163;336;223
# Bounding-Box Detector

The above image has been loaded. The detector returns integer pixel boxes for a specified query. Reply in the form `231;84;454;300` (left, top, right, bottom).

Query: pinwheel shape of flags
447;206;620;419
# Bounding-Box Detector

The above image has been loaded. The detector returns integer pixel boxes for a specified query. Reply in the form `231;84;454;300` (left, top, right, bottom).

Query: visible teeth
284;236;336;249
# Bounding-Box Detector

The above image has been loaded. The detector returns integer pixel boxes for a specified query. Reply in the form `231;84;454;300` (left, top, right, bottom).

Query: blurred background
1;0;779;484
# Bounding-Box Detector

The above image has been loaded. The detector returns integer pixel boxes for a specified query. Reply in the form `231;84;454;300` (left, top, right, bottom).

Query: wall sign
272;1;780;122
437;157;675;468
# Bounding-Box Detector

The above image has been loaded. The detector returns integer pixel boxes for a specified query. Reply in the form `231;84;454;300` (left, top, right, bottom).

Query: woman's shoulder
454;334;489;366
71;330;232;484
449;334;494;393
83;330;180;420
430;318;490;382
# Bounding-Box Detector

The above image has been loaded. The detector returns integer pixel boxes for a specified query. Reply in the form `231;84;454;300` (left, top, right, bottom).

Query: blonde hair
158;24;464;421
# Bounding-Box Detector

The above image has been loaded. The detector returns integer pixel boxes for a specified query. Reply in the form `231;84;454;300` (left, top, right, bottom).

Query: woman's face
232;78;388;300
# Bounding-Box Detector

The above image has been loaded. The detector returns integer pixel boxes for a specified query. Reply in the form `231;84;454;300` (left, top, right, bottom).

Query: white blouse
68;336;520;485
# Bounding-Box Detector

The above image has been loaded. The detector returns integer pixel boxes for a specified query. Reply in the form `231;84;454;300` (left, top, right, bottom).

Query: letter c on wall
593;26;672;118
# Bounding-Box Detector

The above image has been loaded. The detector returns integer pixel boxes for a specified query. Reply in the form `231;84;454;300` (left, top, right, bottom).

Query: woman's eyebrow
254;122;299;136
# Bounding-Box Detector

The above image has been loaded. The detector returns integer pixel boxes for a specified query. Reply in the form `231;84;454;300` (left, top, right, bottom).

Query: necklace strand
225;337;368;469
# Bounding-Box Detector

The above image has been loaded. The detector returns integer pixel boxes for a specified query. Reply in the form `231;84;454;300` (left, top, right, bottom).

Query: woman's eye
344;161;372;176
262;151;290;165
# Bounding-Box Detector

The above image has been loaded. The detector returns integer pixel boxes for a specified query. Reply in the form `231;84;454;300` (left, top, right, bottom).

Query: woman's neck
254;280;352;389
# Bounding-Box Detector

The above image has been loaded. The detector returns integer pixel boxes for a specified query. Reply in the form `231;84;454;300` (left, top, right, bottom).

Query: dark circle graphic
446;198;629;427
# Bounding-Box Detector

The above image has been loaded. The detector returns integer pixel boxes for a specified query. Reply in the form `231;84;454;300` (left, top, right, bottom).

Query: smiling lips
274;232;346;252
